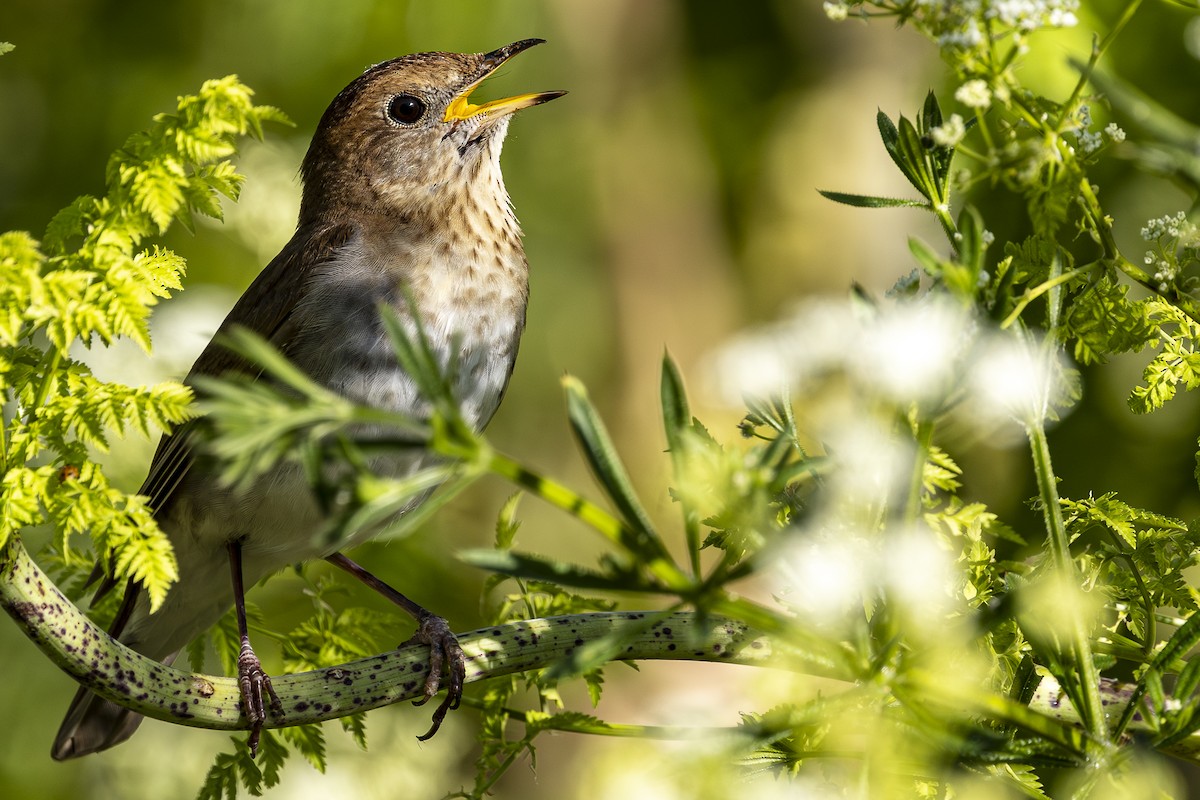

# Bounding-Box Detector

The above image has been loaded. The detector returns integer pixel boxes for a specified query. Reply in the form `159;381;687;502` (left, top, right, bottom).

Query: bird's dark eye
387;94;426;125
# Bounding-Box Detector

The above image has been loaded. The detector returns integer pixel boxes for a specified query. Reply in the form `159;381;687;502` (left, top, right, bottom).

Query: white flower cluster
1070;106;1127;156
930;113;967;147
1149;258;1178;293
987;0;1079;30
890;0;1082;49
1071;105;1101;155
938;17;985;49
1141;212;1198;291
707;296;1066;430
1141;211;1194;243
779;524;956;624
823;1;850;20
955;80;992;109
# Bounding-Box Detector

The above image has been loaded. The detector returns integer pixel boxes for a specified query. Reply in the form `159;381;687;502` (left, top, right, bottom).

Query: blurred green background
4;1;1200;797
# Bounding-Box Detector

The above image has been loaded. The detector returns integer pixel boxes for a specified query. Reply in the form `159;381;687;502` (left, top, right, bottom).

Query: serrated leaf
280;723;327;773
129;158;187;233
495;492;524;550
340;713;368;750
256;729;288;787
43;196;95;254
197;750;240;800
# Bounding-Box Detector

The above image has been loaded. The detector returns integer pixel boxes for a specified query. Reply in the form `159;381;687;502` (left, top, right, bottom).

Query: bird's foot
237;635;282;758
402;614;465;740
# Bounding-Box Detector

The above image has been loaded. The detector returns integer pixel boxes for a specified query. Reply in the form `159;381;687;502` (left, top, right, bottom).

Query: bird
51;38;564;760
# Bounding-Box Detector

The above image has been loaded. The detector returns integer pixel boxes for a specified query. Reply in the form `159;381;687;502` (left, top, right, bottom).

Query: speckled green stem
4;534;1200;765
0;535;772;731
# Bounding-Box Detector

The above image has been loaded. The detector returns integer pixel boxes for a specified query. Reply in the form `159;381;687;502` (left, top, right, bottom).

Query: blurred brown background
3;1;1200;797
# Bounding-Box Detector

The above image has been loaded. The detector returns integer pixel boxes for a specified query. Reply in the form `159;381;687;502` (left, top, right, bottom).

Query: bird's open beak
444;38;566;123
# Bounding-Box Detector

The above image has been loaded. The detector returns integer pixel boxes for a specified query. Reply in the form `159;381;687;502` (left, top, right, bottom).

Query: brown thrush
52;38;563;759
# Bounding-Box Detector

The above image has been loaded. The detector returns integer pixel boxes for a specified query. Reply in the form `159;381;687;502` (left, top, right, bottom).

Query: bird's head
299;39;564;223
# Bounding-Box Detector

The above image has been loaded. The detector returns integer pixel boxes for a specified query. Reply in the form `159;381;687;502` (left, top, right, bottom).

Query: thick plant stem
4;535;1193;760
1028;423;1106;743
0;534;767;732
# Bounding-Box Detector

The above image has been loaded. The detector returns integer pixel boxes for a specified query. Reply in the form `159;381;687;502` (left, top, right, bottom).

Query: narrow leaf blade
818;190;929;209
563;376;668;562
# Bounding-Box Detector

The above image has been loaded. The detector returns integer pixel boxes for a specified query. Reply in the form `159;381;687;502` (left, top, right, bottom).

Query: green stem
1077;180;1200;324
31;349;62;412
1054;0;1144;133
1028;423;1106;742
904;416;935;525
901;669;1092;758
1099;530;1155;660
0;533;772;732
933;202;958;246
4;535;1199;761
487;451;629;543
999;265;1095;330
485;451;690;592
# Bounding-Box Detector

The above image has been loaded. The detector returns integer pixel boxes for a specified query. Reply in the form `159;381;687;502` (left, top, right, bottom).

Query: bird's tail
51;685;145;760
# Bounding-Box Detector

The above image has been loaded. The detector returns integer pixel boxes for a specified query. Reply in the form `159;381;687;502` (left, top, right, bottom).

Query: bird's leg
228;538;282;757
325;552;464;740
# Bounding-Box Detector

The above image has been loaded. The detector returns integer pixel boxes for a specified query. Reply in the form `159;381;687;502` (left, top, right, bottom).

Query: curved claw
404;614;466;740
237;636;282;758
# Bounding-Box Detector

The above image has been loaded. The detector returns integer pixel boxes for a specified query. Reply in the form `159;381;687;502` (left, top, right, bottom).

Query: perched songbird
52;39;564;759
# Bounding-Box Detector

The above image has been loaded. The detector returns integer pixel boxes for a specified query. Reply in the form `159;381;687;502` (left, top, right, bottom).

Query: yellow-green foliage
0;77;288;611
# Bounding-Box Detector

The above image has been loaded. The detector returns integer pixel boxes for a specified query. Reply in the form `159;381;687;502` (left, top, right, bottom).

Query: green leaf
562;376;669;564
1152;611;1200;678
43;196;95;254
128;157;187;233
1063;277;1154;367
280;723;327;773
921;89;943;131
255;729;289;786
909;236;947;277
877;109;918;192
921;91;958;191
817;190;928;209
334;464;464;544
379;302;456;412
340;713;368;750
459;548;657;593
0;466;53;548
0;42;14;56
897;114;936;202
661;353;704;575
495;492;524;550
660;351;689;456
196;748;240;800
956;204;985;278
1176;653;1200;701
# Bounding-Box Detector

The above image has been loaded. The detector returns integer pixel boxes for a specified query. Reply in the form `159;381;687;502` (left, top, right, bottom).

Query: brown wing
90;222;355;608
137;221;355;516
